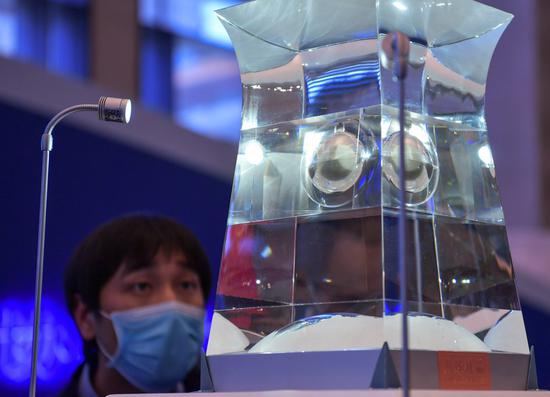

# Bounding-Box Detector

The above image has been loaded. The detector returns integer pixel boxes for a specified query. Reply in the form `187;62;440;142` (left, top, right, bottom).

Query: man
59;215;211;397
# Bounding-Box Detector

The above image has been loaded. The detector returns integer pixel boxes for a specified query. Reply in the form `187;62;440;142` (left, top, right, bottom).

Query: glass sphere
302;118;378;208
249;313;384;353
249;312;490;353
310;132;365;194
384;132;435;193
382;122;438;205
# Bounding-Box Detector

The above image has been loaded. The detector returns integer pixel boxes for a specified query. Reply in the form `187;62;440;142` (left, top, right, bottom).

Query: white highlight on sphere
310;132;365;194
392;1;408;11
249;314;383;353
207;312;250;355
478;144;495;168
249;313;490;353
484;311;529;354
384;313;490;352
303;131;324;164
244;139;265;165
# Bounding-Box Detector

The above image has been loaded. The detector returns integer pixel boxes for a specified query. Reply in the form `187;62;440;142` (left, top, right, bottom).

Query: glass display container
207;0;528;358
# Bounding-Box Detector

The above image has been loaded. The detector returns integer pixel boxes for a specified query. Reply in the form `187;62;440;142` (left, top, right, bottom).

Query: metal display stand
199;347;537;393
111;392;549;397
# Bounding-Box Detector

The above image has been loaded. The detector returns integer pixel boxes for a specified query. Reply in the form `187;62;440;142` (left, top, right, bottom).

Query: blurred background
0;0;548;395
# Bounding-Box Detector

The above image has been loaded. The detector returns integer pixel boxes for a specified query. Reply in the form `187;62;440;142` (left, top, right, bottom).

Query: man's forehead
153;248;187;263
118;249;190;275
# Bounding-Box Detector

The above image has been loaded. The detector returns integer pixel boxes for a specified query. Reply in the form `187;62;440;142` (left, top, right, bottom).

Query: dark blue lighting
198;0;236;47
0;0;88;79
139;0;240;48
0;0;17;57
305;60;381;104
203;300;215;351
384;301;403;315
425;197;435;212
0;297;82;388
357;174;368;190
45;2;89;78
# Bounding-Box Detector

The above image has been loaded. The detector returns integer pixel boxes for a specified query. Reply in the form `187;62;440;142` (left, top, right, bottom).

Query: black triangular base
200;350;215;392
526;345;539;390
370;342;401;389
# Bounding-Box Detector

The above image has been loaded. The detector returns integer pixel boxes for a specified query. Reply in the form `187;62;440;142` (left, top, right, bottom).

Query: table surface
108;389;550;397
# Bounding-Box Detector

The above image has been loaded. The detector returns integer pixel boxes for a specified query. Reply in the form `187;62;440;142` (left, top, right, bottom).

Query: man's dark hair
64;215;211;365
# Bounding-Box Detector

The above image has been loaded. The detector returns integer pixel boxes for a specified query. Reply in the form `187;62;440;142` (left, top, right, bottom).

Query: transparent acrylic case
207;0;527;359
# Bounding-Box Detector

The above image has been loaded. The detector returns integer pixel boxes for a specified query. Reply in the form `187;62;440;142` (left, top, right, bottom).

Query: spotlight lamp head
98;96;132;123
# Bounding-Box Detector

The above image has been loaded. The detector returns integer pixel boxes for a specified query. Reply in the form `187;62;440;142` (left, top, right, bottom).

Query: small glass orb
302;119;378;207
243;139;265;165
382;123;438;205
310;132;365;194
384;132;434;193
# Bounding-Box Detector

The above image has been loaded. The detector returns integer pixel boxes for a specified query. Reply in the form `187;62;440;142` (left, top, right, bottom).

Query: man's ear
72;295;96;341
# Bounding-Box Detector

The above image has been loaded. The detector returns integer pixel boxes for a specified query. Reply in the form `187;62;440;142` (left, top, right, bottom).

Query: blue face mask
97;301;204;392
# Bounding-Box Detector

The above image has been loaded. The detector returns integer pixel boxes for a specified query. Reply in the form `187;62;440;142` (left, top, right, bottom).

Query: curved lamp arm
29;97;131;397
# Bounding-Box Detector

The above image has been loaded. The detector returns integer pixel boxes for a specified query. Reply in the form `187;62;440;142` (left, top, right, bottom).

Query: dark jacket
57;364;201;397
56;365;83;397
